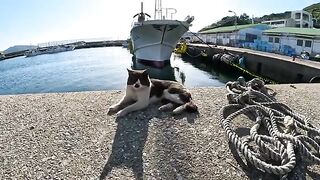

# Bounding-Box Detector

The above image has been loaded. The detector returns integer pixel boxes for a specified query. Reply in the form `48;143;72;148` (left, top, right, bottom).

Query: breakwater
0;40;126;61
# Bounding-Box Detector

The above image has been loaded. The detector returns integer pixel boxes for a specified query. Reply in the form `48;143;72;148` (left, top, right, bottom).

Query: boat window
305;40;312;47
297;39;303;46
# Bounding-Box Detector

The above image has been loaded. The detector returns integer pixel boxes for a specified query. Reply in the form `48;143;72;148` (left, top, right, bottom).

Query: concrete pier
187;43;320;83
1;84;320;179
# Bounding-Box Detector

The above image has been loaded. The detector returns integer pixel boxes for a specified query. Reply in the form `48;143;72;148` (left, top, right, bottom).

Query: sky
0;0;319;51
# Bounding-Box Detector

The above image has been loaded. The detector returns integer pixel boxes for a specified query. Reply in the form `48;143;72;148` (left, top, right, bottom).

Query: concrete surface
0;84;320;179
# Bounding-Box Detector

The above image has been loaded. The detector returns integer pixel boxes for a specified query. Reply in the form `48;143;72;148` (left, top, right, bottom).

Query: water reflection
176;54;241;84
131;57;187;85
130;54;238;87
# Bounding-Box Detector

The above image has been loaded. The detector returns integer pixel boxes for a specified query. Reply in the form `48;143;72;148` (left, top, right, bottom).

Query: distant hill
260;11;291;21
4;45;37;54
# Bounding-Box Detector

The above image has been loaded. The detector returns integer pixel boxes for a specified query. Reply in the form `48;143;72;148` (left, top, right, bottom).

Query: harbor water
0;47;239;95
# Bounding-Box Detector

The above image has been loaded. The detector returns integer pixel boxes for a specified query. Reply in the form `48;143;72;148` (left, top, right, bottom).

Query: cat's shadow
99;105;197;180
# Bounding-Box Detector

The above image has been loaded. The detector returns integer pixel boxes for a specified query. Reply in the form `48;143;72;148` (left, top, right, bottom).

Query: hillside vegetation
304;3;320;27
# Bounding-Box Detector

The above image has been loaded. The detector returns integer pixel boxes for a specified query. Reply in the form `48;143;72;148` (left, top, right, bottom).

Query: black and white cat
108;69;198;117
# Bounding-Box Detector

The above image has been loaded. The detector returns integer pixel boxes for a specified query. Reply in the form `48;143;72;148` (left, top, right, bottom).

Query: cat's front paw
116;110;127;117
107;106;118;115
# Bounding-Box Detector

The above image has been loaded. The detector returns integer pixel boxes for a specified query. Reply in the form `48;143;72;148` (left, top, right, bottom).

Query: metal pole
154;0;156;19
228;10;237;31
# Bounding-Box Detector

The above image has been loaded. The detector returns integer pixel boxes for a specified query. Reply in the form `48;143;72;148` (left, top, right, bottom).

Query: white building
199;24;270;47
262;27;320;55
262;10;313;28
262;19;295;28
291;10;313;28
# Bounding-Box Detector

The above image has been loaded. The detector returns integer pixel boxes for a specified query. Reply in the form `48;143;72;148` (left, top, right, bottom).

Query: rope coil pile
219;77;320;177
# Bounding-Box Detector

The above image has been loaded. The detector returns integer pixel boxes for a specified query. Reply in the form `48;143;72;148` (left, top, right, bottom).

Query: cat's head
126;69;150;90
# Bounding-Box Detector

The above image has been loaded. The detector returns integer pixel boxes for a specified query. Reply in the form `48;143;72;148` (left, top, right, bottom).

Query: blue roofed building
262;27;320;56
198;24;271;47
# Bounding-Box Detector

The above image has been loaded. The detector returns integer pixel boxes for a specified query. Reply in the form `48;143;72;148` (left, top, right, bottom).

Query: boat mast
141;2;143;13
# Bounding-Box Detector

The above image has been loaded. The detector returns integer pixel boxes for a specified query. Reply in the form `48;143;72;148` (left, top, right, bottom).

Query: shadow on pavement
100;106;198;180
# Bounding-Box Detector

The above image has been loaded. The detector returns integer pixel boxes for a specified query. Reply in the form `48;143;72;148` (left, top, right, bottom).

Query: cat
107;68;198;117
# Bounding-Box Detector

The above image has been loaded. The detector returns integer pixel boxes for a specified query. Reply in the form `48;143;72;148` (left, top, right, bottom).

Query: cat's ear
142;69;149;76
127;68;134;74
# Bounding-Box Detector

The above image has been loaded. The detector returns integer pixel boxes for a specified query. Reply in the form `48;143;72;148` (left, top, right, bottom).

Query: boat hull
130;20;190;67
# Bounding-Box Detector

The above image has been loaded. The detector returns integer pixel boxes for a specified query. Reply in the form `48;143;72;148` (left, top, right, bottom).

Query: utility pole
228;10;237;31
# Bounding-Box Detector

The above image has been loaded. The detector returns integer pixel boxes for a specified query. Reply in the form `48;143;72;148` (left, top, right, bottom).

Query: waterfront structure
25;45;75;57
130;0;194;68
261;10;313;28
180;32;200;43
198;24;271;47
262;27;320;55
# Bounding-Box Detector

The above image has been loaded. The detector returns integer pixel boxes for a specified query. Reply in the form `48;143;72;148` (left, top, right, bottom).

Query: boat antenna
141;2;143;13
154;0;156;19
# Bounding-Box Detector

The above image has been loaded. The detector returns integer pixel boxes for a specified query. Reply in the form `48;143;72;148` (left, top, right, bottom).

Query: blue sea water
0;47;236;95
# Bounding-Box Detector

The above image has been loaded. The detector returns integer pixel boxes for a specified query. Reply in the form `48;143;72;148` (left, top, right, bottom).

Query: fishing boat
130;0;194;68
0;52;5;59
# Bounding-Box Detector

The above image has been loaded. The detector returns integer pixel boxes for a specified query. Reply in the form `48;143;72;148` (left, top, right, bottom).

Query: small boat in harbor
25;45;75;57
0;52;5;59
130;0;194;68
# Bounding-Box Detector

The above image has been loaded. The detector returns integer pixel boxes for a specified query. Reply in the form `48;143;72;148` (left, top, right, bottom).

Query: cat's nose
134;84;140;88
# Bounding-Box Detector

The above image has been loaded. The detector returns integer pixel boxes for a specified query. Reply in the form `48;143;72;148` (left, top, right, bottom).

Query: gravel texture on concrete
0;84;320;180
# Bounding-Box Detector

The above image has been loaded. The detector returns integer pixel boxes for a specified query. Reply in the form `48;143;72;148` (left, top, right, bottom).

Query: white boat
0;52;5;59
130;0;194;68
25;45;75;57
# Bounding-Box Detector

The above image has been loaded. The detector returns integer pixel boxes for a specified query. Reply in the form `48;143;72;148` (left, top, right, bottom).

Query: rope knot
284;116;296;134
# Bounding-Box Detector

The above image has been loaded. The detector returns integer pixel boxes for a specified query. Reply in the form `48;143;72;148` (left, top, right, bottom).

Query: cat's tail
173;101;198;115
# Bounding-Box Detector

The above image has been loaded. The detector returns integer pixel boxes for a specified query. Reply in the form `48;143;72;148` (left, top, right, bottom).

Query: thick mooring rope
219;77;320;178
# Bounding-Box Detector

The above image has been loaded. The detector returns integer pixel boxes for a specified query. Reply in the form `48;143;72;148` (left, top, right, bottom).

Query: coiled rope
219;77;320;178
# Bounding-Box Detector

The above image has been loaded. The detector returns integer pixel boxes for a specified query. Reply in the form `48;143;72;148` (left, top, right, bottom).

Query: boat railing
162;8;177;20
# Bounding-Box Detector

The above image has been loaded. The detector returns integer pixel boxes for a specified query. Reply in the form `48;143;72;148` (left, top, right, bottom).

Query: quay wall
188;43;320;83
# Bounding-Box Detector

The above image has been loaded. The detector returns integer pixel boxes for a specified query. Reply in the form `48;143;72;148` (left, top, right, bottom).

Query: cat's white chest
149;96;161;104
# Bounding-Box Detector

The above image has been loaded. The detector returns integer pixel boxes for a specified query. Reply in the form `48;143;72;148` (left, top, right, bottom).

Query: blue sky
0;0;319;51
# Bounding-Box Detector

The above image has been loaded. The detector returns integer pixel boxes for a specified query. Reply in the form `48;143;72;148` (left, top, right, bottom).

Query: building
291;10;313;28
262;10;313;28
199;24;271;47
262;18;295;28
262;27;320;55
